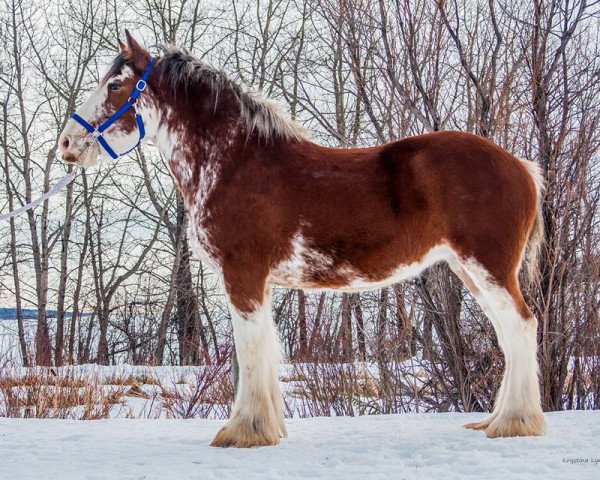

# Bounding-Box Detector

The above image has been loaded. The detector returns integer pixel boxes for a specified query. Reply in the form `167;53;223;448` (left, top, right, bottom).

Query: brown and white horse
59;33;546;447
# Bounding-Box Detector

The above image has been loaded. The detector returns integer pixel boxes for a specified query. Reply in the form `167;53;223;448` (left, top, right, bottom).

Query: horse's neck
153;108;241;204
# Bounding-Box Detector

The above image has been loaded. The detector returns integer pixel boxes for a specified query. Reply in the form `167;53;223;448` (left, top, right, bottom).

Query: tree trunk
55;165;75;366
340;293;353;361
297;290;308;360
97;304;110;365
351;294;366;361
175;195;203;365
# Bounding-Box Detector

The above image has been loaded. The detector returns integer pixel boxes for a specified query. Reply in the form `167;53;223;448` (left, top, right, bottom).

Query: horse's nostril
61;136;70;150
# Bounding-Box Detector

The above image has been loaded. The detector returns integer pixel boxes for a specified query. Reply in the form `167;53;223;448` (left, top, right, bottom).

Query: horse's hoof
485;412;546;438
210;417;280;448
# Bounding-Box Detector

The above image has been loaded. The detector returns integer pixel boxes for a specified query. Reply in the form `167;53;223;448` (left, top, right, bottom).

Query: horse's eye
107;82;121;91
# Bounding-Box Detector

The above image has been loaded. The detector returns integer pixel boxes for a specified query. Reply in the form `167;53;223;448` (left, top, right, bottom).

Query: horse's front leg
211;277;286;448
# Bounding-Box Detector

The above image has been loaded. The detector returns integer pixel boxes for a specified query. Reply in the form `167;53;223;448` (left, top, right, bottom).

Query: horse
59;31;546;447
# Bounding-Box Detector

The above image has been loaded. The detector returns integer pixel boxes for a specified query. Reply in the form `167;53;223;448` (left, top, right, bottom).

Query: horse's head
59;32;155;167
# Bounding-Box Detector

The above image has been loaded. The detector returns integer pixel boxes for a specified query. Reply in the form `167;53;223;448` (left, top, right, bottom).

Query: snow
1;411;599;479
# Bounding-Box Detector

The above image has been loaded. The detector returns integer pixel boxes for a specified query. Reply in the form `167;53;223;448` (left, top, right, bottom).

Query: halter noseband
71;57;155;160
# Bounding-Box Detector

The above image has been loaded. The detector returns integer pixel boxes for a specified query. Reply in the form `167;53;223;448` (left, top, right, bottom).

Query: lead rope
0;168;79;222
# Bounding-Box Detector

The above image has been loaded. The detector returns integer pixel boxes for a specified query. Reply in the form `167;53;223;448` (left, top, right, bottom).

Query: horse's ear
123;30;150;71
117;38;127;52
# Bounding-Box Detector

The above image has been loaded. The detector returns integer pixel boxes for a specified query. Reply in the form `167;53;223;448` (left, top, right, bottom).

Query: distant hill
0;308;90;320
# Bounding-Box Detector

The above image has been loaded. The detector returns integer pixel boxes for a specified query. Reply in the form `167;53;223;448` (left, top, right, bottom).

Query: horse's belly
269;243;453;292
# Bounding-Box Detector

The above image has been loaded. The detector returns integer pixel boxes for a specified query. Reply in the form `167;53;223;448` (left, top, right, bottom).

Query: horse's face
59;32;152;167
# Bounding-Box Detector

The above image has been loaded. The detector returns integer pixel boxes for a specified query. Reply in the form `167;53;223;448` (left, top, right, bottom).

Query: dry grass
0;360;410;420
0;351;443;421
124;383;150;399
0;368;126;419
103;373;160;387
0;358;236;420
161;363;234;419
286;360;435;417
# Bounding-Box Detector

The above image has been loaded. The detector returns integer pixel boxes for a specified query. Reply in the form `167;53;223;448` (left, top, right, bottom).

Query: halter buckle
91;129;101;139
136;79;147;91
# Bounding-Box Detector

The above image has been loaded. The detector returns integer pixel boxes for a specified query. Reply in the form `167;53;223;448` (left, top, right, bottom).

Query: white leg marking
212;294;286;447
458;260;546;437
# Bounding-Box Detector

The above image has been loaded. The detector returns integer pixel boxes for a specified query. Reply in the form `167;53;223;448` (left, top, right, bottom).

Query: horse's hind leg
448;260;504;431
449;258;546;437
211;286;286;447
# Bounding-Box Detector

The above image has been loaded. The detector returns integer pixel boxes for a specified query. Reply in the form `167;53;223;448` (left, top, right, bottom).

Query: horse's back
286;130;537;232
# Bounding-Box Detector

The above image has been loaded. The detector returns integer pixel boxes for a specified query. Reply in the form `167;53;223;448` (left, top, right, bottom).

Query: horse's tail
519;158;545;285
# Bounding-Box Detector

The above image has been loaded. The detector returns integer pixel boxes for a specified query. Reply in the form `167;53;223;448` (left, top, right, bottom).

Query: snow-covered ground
1;411;599;480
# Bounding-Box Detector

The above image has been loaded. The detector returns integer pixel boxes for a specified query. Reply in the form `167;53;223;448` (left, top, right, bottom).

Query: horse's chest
188;214;221;273
180;160;224;272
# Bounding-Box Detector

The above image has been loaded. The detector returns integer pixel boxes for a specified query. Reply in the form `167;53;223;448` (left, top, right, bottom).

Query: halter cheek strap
72;57;155;160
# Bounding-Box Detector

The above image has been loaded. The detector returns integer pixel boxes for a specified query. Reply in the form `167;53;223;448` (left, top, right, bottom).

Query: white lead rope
0;169;79;222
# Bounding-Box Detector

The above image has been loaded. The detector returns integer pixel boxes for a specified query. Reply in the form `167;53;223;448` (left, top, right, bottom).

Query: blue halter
72;57;155;160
